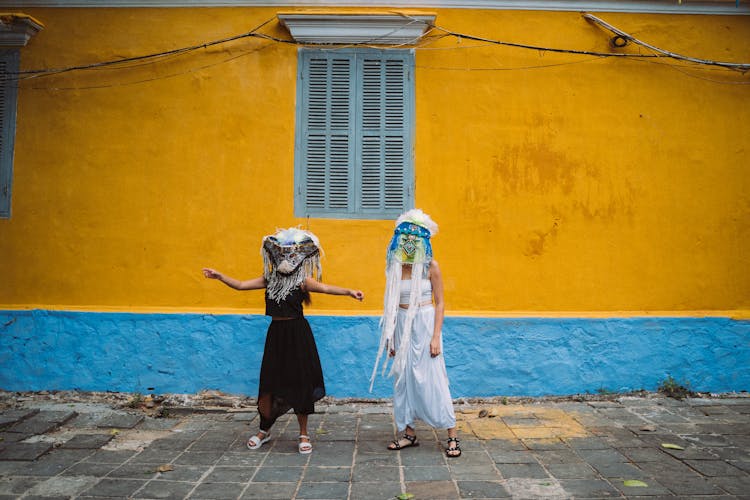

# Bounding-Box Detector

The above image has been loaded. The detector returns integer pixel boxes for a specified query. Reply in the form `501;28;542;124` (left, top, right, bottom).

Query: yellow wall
0;7;748;315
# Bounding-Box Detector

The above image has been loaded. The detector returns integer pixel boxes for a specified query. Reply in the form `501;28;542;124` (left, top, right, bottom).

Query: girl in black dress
203;227;363;454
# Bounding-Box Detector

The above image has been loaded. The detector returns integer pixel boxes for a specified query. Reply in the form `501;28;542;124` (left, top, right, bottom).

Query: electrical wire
411;14;750;73
628;56;750;85
27;42;274;91
15;15;277;81
416;55;605;71
582;13;750;72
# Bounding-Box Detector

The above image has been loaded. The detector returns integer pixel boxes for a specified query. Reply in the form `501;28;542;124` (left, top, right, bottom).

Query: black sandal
446;437;461;458
388;433;419;450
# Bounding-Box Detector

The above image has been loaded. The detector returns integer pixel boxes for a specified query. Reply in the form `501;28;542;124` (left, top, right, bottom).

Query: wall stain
490;142;636;224
524;218;560;258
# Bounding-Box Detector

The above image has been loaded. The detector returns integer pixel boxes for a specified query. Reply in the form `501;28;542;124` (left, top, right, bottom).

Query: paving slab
711;474;750;495
533;449;582;464
39;410;79;424
296;481;350;499
505;477;567;498
351;463;400;482
0;409;39;429
129;447;183;464
134;479;197;500
189;481;247;499
729;459;750;472
490;450;539;464
0;476;42;496
60;433;114;449
496;462;550;479
546;462;599;479
706;446;750;462
253;465;305;482
612;476;673;496
406;479;460;499
95;412;144;429
684;459;747;477
106;463;160;480
448;463;500;480
576;447;630;464
6;418;60;436
557;477;620;497
657;474;727;495
23;476;101;498
402;464;451;481
0;431;31;444
592;460;651;479
151;465;210;482
0;442;52;461
350;483;403;500
455;480;511;498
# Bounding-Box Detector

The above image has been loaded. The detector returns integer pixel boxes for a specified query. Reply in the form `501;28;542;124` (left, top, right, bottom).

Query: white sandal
298;434;313;454
247;430;271;450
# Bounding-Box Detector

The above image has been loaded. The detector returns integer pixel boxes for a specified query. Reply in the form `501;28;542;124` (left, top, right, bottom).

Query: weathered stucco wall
0;6;748;396
2;310;748;397
0;6;747;314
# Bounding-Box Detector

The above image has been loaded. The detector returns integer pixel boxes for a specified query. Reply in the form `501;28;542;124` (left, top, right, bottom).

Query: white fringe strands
262;251;322;303
370;261;429;392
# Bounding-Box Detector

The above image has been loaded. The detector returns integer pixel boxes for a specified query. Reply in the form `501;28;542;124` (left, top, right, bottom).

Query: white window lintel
278;13;436;45
0;14;43;47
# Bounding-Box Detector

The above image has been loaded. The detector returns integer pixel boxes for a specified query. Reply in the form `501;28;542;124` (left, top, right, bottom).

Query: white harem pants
393;305;456;431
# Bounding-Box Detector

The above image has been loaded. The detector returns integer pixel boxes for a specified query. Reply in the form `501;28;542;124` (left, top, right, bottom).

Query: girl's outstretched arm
202;268;266;291
303;277;364;301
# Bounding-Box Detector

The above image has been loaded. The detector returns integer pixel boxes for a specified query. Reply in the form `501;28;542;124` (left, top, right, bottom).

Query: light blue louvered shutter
295;49;413;219
296;52;355;216
0;50;19;219
358;54;411;216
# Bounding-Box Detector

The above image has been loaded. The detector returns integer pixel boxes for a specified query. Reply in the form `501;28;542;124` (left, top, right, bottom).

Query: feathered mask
386;208;438;265
387;222;433;265
261;227;322;302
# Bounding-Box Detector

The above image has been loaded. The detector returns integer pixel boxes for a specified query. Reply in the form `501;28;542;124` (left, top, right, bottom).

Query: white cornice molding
0;14;43;46
0;1;747;15
278;13;435;44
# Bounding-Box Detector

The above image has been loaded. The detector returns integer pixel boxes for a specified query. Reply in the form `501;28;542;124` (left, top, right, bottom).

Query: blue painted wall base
1;310;748;397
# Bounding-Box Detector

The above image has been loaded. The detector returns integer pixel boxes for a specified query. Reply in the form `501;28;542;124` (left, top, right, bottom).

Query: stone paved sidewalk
0;393;749;499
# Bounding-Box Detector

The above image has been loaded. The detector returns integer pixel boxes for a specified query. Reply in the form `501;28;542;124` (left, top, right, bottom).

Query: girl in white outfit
370;209;460;458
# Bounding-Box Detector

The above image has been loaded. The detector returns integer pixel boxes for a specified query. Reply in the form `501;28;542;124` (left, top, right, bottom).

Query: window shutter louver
303;56;354;212
361;57;409;211
360;58;385;210
0;51;19;219
0;60;8;209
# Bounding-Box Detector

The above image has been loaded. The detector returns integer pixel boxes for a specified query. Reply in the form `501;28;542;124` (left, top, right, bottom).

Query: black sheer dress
258;287;325;430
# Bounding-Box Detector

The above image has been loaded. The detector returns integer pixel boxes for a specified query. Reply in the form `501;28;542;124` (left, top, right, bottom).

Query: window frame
293;47;415;220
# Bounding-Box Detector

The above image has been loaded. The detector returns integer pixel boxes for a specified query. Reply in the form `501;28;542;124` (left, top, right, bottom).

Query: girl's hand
430;337;441;357
350;289;364;301
202;268;222;280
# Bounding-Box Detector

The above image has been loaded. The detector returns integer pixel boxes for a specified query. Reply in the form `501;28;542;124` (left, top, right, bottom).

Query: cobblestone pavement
0;393;749;499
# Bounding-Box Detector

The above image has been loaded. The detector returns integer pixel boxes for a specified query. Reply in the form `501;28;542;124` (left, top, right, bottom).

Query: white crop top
399;279;433;304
